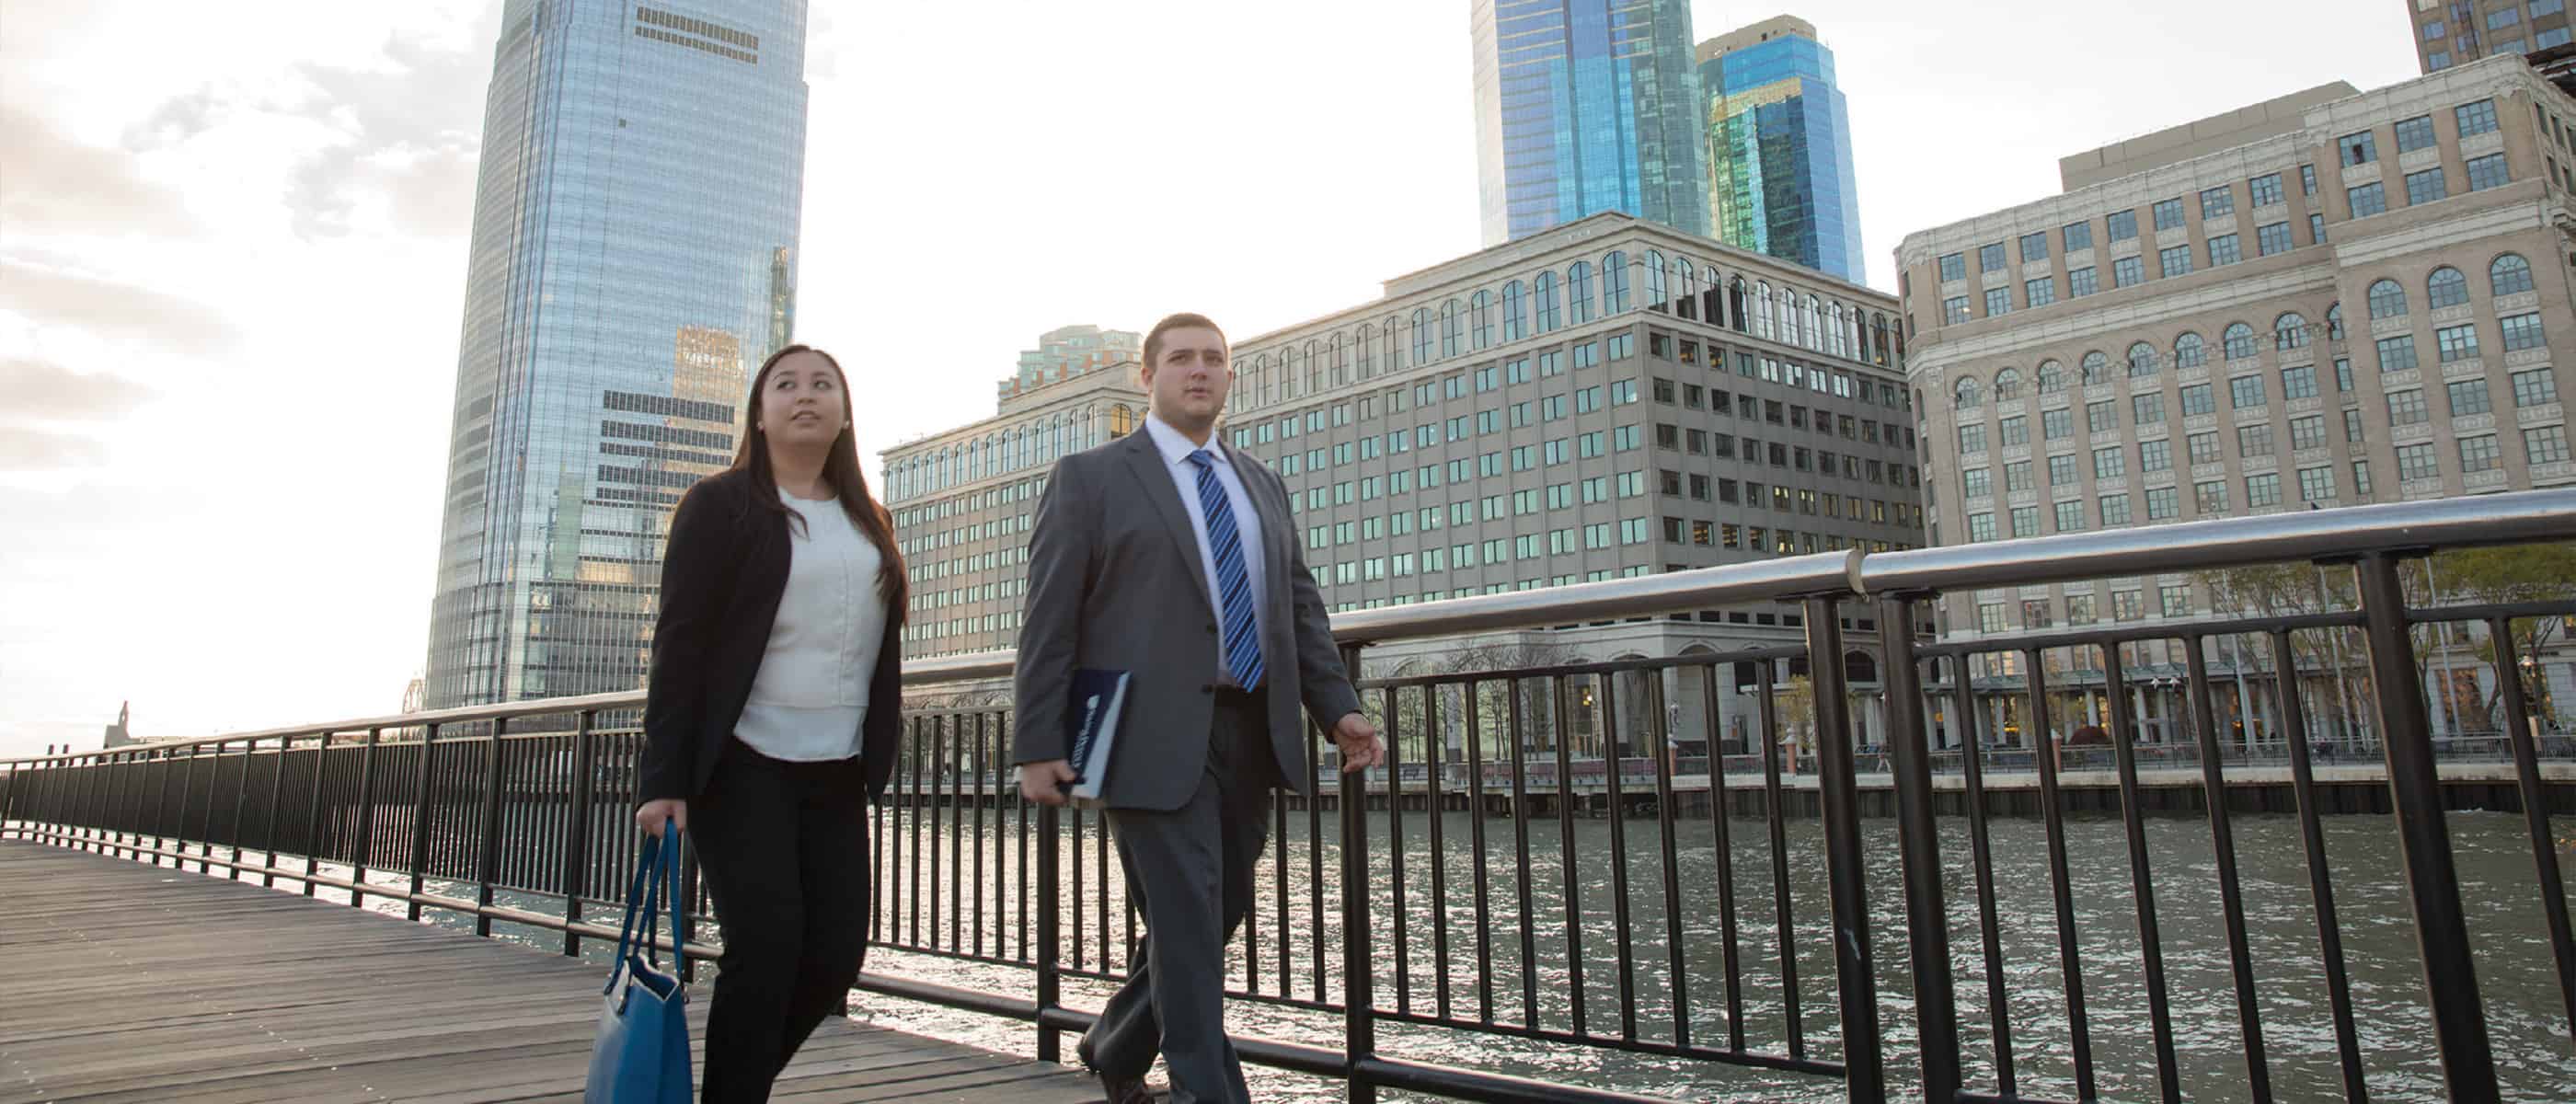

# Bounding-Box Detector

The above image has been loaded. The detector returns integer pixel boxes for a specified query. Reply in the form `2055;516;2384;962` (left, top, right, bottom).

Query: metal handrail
6;489;2570;765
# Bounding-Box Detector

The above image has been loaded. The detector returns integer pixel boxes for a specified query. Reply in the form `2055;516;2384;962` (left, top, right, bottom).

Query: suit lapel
1120;438;1216;612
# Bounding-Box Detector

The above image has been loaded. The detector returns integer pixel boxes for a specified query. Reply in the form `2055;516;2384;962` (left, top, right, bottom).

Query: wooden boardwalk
0;841;1097;1103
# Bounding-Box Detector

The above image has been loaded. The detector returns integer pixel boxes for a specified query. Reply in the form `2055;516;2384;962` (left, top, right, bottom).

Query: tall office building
1472;0;1709;245
423;1;810;708
1898;55;2576;736
1697;17;1867;284
2409;1;2573;72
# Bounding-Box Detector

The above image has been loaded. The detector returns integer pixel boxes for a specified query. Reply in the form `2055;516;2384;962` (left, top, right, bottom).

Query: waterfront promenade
0;842;1093;1103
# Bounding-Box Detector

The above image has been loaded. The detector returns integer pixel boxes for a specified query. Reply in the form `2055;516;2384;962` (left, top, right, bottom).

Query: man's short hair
1143;312;1226;368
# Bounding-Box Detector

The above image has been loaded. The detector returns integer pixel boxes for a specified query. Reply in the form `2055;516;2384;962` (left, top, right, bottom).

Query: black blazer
639;467;905;802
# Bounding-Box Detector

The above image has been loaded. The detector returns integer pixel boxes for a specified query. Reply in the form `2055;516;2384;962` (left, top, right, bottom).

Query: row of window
1958;362;2558;455
2423;2;2570;68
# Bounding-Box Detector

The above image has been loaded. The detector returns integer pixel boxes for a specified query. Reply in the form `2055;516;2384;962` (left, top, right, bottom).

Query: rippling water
840;809;2576;1103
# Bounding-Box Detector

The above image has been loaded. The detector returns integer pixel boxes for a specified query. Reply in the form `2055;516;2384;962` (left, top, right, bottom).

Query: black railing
5;490;2575;1103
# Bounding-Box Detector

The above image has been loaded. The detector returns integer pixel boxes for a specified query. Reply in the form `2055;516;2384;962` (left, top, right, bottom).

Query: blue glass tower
1697;17;1866;283
424;0;808;707
1473;0;1708;246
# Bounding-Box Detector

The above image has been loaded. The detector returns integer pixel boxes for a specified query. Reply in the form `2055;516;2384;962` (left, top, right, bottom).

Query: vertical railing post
1339;641;1377;1104
474;718;509;937
408;723;440;922
150;747;177;866
193;742;223;874
1034;737;1063;1064
562;709;597;956
1806;593;1887;1104
97;751;128;857
226;736;255;879
351;728;382;908
303;734;330;896
260;734;292;887
2353;552;2497;1100
72;751;102;852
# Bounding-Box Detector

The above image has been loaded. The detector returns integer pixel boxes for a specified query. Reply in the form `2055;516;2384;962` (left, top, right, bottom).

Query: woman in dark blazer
635;344;906;1104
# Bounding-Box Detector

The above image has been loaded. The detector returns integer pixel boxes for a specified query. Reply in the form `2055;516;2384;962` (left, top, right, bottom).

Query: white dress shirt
733;489;890;761
1141;412;1268;684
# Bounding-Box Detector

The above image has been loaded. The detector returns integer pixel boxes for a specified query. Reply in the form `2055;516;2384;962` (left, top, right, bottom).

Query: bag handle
605;821;686;992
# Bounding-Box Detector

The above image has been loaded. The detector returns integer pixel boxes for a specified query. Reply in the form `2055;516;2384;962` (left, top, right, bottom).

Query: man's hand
1018;759;1078;805
635;799;686;837
1331;712;1385;773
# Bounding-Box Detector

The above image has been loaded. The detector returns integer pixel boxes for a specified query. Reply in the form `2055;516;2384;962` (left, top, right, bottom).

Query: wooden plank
0;842;1094;1102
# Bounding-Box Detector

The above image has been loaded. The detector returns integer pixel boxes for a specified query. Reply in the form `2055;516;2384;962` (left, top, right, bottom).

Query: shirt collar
1143;411;1228;470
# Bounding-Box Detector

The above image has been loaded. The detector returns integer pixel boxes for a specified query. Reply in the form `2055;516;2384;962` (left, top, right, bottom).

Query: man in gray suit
1014;312;1384;1104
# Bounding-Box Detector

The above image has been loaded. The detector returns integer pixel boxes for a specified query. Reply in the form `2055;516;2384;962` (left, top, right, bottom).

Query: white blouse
732;489;890;762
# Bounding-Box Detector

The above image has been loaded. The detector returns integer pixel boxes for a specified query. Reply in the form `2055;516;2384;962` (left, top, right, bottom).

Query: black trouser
690;740;870;1104
1087;690;1278;1104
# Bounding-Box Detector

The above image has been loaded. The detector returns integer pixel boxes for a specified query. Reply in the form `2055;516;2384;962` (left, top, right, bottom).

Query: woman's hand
635;799;688;837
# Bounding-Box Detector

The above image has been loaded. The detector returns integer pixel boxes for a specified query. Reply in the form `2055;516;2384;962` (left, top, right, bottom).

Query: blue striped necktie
1185;449;1263;692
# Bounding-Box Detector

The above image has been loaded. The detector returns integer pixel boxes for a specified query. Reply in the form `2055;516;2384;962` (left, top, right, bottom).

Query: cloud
0;425;110;473
0;259;242;351
0;357;158;421
281;36;488;239
0;104;201;236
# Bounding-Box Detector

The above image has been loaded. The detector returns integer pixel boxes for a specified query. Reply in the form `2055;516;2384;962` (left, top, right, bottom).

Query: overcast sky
0;0;2424;756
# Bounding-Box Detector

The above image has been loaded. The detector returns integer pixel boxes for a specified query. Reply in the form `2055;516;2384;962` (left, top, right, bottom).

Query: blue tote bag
585;824;693;1103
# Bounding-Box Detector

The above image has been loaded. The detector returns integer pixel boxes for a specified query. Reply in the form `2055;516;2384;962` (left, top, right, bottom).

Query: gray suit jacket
1011;430;1363;811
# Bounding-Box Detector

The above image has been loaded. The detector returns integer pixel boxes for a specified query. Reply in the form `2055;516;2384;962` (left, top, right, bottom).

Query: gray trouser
1088;696;1275;1104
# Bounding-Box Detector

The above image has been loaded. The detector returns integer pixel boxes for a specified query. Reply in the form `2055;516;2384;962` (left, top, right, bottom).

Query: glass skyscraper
1472;0;1708;246
423;0;808;708
1697;17;1866;284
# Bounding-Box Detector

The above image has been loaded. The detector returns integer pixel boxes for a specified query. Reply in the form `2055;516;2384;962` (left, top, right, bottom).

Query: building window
2127;341;2158;377
2100;494;2133;526
2456;98;2500;138
2249;173;2284;206
2405;167;2450;206
2049;454;2077;485
2239;423;2275;457
2231;374;2271;411
2467;154;2511;191
2336;357;2354;392
2064;222;2094;251
2448;378;2491;417
2224;323;2259;361
2056;500;2086;533
2428;266;2469;308
1985;287;2011;316
2513;367;2559;407
2025;277;2056;307
2044;408;2074;440
2283;364;2319;399
2352;460;2374;496
2068;267;2099;296
2434;322;2479;362
2348;181;2394;222
1944;296;1971;324
2207;235;2242;266
2294;465;2336;502
2395;114;2439;154
2300;163;2318;196
2195;479;2229;512
2275;313;2312;351
2147;486;2179;520
2087;399;2118;432
2367;278;2409;318
2092;445;2125;478
1967;512;1996;542
2001;415;2030;445
2180;383;2215;416
2108;210;2139;242
2311;213;2327;244
2376;335;2420;373
2291;413;2328;449
2257;222;2294;256
2019;231;2050;262
2158;582;2191;617
2141;438;2172;471
2528;425;2572;465
2490;6;2522;30
1980;243;2007;272
2246;472;2283;508
2345;408;2367;442
2458;433;2502;473
1960;424;1986;453
2542;27;2575;49
2388;388;2430;425
2493;253;2536;295
2340;131;2378;166
2398;442;2441;480
2133;393;2166;425
2152;198;2185;231
2175;332;2208;368
2156;245;2192;278
2199;185;2235;217
2113;257;2144;288
1938;252;1966;281
2428;51;2451;70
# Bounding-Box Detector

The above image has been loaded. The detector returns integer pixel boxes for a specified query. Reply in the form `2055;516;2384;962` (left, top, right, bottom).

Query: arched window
1535;271;1560;333
2492;252;2535;295
2274;312;2310;351
1803;294;1824;351
1645;250;1667;310
1110;405;1136;438
1604;251;1631;313
1440;300;1462;359
1679;258;1699;299
1328;334;1346;385
1993;367;2022;400
1501;281;1525;342
1831;303;1849;358
1954;375;1983;408
1385;314;1405;370
2326;304;2345;340
1355;324;1376;377
2127;341;2157;376
2367;278;2409;318
1753;282;1773;339
2036;360;2066;393
1470;291;1494;350
2427;266;2468;309
2080;351;2110;384
2223;322;2257;359
1412;307;1434;364
1569;261;1595;324
2174;332;2207;367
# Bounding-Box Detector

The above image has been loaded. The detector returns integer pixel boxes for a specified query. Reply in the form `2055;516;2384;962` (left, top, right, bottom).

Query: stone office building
885;213;1926;754
1897;54;2576;742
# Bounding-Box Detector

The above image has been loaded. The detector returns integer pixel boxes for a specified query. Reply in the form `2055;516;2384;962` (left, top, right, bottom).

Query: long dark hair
735;343;907;618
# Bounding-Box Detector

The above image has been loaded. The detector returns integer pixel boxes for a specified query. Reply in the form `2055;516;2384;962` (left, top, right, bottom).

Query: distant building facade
1472;0;1709;244
1000;325;1141;403
2409;0;2574;72
422;1;810;707
1696;17;1867;283
1899;54;2576;739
